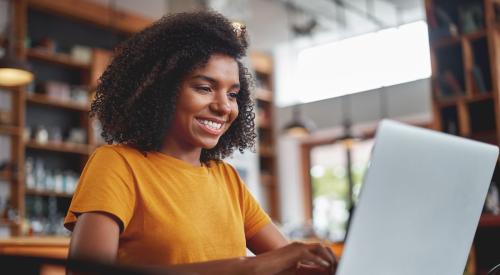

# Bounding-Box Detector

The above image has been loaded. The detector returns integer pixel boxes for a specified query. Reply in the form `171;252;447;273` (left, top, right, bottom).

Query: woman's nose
210;93;231;114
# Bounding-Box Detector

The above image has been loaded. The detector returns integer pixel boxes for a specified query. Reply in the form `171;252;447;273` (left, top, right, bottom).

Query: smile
198;119;223;130
196;118;225;135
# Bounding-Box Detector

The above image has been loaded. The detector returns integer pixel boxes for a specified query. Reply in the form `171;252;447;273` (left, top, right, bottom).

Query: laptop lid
336;120;498;275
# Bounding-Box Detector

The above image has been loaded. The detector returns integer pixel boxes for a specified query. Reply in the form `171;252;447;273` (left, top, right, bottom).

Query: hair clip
231;21;246;38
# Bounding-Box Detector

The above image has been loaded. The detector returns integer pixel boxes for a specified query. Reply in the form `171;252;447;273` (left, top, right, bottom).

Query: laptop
336;120;499;275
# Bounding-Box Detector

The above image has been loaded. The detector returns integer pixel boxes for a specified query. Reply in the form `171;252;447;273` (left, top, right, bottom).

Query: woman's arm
69;213;335;275
247;223;289;254
68;212;120;263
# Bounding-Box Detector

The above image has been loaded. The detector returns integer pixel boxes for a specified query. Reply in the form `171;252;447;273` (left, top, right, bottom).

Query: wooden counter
0;237;69;259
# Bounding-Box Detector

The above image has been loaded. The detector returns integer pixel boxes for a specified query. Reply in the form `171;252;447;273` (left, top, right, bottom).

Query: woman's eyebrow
192;75;240;89
191;75;216;84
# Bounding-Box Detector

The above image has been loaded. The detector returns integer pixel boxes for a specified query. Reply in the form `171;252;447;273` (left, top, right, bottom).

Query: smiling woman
63;11;336;275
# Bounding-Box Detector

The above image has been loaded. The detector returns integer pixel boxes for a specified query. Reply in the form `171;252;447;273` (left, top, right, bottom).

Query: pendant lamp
283;104;315;138
0;0;33;87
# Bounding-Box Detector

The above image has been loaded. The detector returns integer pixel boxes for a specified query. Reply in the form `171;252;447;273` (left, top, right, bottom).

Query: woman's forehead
189;54;239;84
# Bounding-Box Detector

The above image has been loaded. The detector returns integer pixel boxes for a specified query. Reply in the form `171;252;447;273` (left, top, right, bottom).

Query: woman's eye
196;86;211;93
228;91;239;99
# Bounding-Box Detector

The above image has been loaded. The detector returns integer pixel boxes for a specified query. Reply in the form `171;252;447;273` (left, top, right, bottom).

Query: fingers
309;243;336;268
323;246;338;273
323;245;338;272
296;243;337;274
259;242;337;275
290;243;329;269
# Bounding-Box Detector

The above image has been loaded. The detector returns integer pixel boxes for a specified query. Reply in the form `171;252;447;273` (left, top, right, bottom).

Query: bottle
34;158;46;191
25;157;36;190
485;182;500;215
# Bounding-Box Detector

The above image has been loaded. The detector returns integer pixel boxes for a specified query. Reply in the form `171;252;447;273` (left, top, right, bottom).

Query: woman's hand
253;242;337;275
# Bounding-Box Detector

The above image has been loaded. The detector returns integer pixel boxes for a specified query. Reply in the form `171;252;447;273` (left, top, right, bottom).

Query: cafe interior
0;0;499;274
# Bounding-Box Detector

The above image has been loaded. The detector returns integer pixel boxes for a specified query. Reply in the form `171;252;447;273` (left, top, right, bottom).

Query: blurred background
0;0;499;274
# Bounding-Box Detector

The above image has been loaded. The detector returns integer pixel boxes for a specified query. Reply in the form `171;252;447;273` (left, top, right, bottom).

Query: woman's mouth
196;118;225;135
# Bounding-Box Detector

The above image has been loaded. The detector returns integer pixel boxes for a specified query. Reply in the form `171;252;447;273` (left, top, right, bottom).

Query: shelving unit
26;49;91;70
426;0;500;273
25;189;73;199
0;85;25;236
0;0;145;237
24;141;92;156
26;94;89;112
251;52;279;221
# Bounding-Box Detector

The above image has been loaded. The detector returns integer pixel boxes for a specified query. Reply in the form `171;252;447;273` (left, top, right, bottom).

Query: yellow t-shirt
64;145;271;266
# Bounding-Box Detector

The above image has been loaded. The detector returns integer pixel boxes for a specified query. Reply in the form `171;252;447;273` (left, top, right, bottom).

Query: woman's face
166;54;240;151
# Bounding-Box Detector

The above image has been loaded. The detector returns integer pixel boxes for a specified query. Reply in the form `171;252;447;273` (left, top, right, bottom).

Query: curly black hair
91;11;256;164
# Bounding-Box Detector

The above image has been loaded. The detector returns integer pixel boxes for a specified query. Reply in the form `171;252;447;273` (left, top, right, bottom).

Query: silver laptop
337;120;499;275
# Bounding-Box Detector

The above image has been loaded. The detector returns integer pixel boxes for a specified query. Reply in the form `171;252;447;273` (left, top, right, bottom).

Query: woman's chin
200;139;220;150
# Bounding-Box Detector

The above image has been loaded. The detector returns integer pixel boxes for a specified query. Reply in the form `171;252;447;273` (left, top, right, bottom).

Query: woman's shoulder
89;144;146;167
210;160;236;173
210;160;244;183
93;144;142;158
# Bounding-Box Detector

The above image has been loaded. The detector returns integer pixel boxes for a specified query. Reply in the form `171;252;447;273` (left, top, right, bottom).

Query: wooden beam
27;0;154;34
300;144;313;222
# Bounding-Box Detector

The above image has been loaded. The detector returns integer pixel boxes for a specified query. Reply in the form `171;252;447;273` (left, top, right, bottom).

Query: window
310;139;374;241
278;21;431;106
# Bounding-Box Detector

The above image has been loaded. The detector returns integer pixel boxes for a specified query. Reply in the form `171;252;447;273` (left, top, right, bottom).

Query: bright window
310;139;374;241
279;21;431;106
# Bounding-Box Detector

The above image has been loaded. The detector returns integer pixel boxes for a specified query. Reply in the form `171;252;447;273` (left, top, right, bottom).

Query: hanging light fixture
0;0;33;87
283;104;315;138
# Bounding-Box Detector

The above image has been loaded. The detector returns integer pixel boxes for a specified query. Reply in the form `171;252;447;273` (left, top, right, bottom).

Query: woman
64;11;336;275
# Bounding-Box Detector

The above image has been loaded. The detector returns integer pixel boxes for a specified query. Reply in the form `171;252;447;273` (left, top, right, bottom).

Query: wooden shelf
255;88;273;103
431;35;461;48
465;93;494;103
0;170;12;182
470;131;498;145
250;52;273;74
260;174;274;187
0;218;15;227
478;213;500;228
25;141;91;155
0;125;22;136
27;0;152;35
435;93;493;107
26;94;89;112
259;145;274;158
257;117;271;129
435;97;459;107
25;189;73;198
27;49;90;70
463;30;487;41
431;30;487;48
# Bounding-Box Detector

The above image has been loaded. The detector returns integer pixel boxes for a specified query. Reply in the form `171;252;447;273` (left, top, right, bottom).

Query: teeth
199;119;222;130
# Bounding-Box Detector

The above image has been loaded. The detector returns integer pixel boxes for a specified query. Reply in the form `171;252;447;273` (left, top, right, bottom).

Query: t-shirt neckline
149;151;210;176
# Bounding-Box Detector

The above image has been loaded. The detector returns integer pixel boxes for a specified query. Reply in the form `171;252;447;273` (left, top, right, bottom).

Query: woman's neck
160;139;202;167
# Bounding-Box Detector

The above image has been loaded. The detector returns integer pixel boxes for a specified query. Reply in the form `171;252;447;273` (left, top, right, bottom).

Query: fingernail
320;259;330;267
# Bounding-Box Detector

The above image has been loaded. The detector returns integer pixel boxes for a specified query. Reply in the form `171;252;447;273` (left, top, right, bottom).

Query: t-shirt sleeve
64;146;136;232
224;163;271;239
